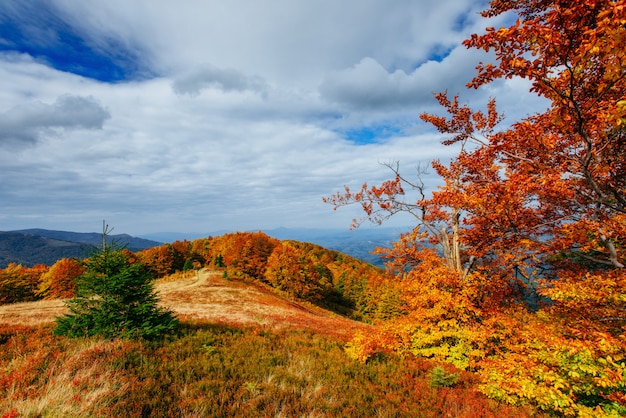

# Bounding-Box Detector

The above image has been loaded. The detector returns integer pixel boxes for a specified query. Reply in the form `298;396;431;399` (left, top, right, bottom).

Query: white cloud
0;1;550;235
0;94;110;144
319;46;487;110
51;0;483;83
172;64;268;96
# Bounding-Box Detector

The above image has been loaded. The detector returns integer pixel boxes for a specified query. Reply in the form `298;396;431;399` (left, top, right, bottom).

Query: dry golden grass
2;338;134;417
0;269;369;339
0;299;66;326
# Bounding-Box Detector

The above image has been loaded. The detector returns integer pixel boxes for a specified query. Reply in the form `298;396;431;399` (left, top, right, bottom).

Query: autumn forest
2;1;626;416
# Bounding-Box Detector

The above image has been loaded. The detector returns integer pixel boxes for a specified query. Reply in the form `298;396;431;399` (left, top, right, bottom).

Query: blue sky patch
426;45;454;63
0;0;152;82
340;124;404;145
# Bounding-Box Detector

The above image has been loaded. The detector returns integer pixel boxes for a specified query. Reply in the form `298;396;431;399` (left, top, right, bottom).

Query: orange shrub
37;258;85;299
0;264;48;304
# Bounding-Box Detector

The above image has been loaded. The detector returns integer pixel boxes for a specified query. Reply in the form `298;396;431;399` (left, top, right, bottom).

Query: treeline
0;232;399;322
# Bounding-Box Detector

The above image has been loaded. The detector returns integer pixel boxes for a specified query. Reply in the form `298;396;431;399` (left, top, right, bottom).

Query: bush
0;263;47;305
55;244;178;340
37;258;84;299
428;366;460;388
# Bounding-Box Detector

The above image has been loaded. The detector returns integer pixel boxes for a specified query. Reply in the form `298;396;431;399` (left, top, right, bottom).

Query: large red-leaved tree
326;1;626;415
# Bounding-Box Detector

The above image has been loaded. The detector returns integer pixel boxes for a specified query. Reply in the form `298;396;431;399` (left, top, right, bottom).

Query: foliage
207;232;280;280
55;245;178;340
354;241;488;370
264;240;333;300
325;0;626;416
462;0;626;272
0;263;47;305
37;258;85;299
137;243;179;277
478;309;626;417
137;239;206;278
428;366;460;389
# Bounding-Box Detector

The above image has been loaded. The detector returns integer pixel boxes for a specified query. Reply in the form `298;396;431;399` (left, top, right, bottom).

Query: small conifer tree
55;223;178;339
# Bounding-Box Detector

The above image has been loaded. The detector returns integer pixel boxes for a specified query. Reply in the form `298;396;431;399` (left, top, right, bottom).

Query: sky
0;0;548;237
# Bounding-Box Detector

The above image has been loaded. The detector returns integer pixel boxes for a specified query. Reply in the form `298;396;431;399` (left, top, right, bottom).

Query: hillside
0;229;161;268
0;269;367;339
0;232;93;269
3;228;622;416
0;269;540;417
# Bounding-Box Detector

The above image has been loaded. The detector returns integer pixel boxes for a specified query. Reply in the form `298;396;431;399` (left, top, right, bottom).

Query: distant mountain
0;229;162;268
139;231;219;243
15;229;161;250
0;231;93;268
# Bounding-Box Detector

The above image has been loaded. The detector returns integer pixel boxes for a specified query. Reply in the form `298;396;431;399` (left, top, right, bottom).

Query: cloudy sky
0;0;547;237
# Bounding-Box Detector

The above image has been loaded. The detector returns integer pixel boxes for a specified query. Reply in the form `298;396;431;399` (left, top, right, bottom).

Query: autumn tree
265;241;332;300
137;243;178;277
326;0;626;303
0;263;47;304
37;257;85;299
209;232;279;280
461;0;626;271
190;237;212;266
327;0;626;415
324;161;469;277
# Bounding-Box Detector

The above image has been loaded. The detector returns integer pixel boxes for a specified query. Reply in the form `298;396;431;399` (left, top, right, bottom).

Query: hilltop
0;268;368;339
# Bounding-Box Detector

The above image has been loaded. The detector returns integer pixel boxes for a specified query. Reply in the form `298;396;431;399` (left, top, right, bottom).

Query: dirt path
0;269;369;339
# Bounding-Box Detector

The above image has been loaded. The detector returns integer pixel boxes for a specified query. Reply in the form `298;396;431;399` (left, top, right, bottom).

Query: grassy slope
0;269;369;338
0;270;543;417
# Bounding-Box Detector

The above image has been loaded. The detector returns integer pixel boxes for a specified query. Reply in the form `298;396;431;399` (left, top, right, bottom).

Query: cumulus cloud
319;46;487;111
320;57;425;109
172;64;267;96
0;95;110;145
49;0;483;86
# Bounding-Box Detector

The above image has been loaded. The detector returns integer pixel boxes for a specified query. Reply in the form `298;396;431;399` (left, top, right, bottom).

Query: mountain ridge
0;229;161;268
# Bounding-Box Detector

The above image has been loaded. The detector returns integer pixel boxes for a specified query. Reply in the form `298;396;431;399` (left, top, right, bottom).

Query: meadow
0;269;541;417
